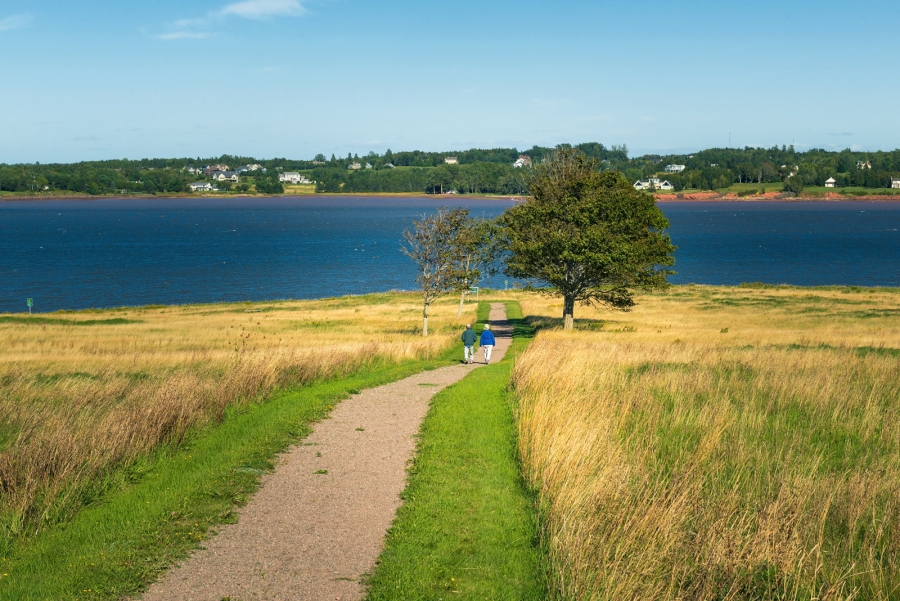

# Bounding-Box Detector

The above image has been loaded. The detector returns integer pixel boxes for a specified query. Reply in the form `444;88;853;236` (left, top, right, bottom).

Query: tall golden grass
0;293;467;545
512;285;900;600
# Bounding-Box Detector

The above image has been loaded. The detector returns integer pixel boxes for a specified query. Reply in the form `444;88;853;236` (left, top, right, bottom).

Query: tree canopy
501;149;676;329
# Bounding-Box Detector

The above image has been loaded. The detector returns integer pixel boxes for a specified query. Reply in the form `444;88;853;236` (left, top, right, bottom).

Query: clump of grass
0;292;468;552
512;286;900;600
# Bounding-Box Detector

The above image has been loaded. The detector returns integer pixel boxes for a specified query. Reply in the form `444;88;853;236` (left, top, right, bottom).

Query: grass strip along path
141;305;511;601
366;301;545;600
0;346;468;600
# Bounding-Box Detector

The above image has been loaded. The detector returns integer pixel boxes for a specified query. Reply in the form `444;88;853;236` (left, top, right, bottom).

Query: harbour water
2;197;900;313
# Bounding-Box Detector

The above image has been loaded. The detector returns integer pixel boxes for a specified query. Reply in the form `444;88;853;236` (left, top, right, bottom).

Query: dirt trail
141;303;512;601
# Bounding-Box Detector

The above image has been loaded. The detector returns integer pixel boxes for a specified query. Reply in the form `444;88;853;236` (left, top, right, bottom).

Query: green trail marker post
504;280;508;291
27;298;33;314
469;287;479;302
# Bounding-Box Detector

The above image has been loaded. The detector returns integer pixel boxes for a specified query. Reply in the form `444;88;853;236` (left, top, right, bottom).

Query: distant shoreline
654;191;900;202
0;192;526;203
2;191;900;203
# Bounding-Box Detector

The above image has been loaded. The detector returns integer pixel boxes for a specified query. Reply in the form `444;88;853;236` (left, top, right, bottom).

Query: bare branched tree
452;217;501;316
401;207;469;335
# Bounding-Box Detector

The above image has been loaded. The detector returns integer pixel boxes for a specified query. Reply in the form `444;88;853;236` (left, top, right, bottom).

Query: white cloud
220;0;306;20
0;14;32;32
157;0;305;40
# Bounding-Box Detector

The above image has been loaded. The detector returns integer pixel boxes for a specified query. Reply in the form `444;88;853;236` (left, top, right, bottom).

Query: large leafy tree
501;149;676;329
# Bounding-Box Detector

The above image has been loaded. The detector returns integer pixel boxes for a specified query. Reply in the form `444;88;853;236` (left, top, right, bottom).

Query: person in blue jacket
480;323;496;364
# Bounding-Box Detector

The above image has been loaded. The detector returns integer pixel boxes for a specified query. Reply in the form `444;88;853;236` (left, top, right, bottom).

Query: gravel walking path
141;303;512;601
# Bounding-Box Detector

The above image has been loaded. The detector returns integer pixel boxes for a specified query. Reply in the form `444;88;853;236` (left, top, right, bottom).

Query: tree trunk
422;302;430;336
563;295;575;330
457;291;465;317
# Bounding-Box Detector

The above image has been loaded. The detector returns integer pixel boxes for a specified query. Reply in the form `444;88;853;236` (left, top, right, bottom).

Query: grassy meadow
278;183;317;195
0;292;468;555
512;285;900;600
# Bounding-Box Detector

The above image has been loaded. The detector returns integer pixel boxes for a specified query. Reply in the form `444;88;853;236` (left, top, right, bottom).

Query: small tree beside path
401;207;470;336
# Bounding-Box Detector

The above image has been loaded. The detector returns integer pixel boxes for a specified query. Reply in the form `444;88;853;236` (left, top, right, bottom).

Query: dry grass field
0;292;466;550
512;285;900;600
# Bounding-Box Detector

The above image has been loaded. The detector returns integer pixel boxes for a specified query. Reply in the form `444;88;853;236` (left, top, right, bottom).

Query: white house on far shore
279;172;311;184
825;177;836;188
665;164;686;173
892;178;900;189
634;178;674;191
190;182;215;192
444;156;458;165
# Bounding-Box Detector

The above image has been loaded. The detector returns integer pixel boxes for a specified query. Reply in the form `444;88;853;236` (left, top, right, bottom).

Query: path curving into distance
141;303;512;601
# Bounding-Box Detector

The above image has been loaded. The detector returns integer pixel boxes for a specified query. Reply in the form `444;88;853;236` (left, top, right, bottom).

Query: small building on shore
348;162;362;170
665;164;686;173
892;178;900;189
825;177;836;188
444;156;458;165
210;171;240;183
190;182;215;192
634;178;674;191
203;164;229;175
279;172;310;184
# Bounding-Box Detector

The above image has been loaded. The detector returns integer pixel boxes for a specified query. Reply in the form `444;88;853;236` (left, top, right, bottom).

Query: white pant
483;345;494;362
464;346;475;362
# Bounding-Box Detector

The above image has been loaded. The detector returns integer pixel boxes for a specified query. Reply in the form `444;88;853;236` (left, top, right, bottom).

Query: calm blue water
1;197;899;313
0;197;514;313
662;202;900;287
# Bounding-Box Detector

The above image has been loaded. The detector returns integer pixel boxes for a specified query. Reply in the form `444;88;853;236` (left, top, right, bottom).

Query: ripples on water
662;201;900;287
1;197;899;312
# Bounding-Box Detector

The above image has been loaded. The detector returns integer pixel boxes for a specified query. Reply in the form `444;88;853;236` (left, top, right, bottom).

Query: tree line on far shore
2;144;900;196
626;146;900;191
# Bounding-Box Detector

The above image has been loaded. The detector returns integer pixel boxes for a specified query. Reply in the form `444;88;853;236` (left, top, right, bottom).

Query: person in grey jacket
461;324;478;364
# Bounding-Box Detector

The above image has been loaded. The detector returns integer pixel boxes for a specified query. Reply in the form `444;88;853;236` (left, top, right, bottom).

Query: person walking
480;324;496;364
461;323;478;364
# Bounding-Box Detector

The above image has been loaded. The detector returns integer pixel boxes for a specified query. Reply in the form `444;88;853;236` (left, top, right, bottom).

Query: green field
279;183;317;195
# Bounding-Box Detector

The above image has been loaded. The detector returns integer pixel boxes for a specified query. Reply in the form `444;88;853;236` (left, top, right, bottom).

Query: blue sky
1;0;898;163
